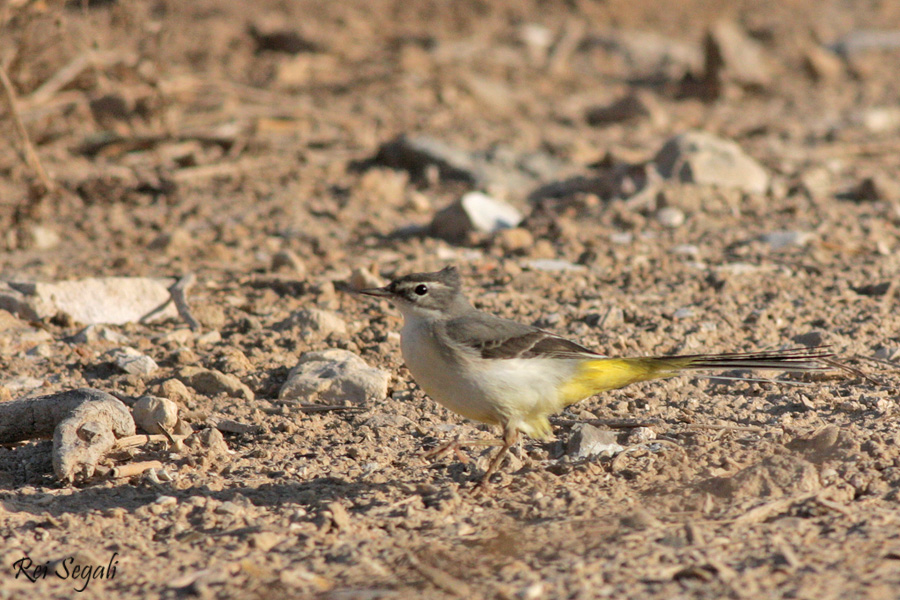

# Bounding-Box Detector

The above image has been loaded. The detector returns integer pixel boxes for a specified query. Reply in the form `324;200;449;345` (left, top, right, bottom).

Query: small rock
279;349;390;404
276;308;348;337
148;229;193;257
0;277;178;324
107;347;158;376
206;417;263;435
704;21;772;91
369;134;479;185
585;90;666;127
326;502;352;531
179;367;254;401
23;226;61;250
248;22;319;54
567;424;624;459
356;168;409;206
70;324;128;345
627;427;657;445
185;427;230;457
496;227;534;253
155;378;193;404
430;192;523;243
271;249;306;274
858;107;900;133
655;206;685;228
850;173;900;202
597;30;703;80
873;347;900;361
196;330;222;345
673;307;694;319
349;267;385;291
526;259;586;273
802;45;844;82
762;230;814;250
133;396;179;434
794;331;826;347
251;532;283;552
654;131;769;194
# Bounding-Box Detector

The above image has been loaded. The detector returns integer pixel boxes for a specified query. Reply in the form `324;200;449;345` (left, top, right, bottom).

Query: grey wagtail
361;266;836;487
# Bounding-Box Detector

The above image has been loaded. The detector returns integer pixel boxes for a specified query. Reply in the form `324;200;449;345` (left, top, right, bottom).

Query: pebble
70;324;127;344
496;227;534;253
430;191;523;243
851;173;900;202
874;347;900;361
279;348;390;404
185;428;230;457
793;331;826;347
276;308;348;337
271;249;307;274
627;427;657;444
0;277;178;324
858;107;900;133
802;44;844;82
23;225;61;250
655;206;685;228
567;424;624;459
133;395;179;434
653;130;769;194
152;379;190;407
526;259;586;273
672;307;694;319
586;89;667;127
251;531;284;552
107;347;159;376
597;30;703;80
761;230;814;250
704;20;773;91
179;367;254;401
349;267;385;291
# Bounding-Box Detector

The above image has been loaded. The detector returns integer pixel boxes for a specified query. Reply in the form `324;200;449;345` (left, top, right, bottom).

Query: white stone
108;347;159;376
430;191;522;242
280;349;390;404
654;131;769;194
656;206;685;228
1;277;178;325
762;230;814;250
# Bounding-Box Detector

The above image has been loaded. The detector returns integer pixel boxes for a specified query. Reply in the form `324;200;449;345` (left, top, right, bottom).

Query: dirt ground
2;1;900;598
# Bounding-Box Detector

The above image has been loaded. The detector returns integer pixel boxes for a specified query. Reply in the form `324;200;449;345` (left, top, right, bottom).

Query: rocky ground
1;1;900;598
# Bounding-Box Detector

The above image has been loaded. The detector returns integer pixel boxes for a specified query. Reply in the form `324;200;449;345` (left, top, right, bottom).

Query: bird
360;265;836;489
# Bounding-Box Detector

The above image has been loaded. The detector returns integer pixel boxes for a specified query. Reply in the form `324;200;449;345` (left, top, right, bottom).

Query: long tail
558;346;837;405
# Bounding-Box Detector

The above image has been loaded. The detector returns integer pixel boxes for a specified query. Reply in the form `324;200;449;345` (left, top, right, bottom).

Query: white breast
399;315;579;428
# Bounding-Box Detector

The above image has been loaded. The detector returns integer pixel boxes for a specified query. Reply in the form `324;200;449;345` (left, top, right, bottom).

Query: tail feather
663;346;836;373
558;346;837;406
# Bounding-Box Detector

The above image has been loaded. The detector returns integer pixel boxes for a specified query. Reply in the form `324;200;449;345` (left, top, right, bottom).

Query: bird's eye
414;284;429;296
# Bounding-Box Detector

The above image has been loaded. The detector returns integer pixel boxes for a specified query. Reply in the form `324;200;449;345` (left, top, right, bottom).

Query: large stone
280;349;390;404
653;131;769;194
0;277;178;325
430;192;523;243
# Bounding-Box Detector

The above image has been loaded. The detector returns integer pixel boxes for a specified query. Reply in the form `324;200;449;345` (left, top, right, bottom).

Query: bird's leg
422;436;503;464
473;425;518;492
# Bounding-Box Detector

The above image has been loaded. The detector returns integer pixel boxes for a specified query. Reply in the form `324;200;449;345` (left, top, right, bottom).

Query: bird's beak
358;286;393;298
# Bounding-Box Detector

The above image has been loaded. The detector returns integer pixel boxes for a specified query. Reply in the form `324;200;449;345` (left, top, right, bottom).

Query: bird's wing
442;312;603;360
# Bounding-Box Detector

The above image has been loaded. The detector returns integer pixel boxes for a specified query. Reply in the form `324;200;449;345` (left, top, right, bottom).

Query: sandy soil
1;1;900;598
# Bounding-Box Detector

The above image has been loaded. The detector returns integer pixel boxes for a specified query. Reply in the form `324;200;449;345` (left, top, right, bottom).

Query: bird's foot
421;439;471;464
